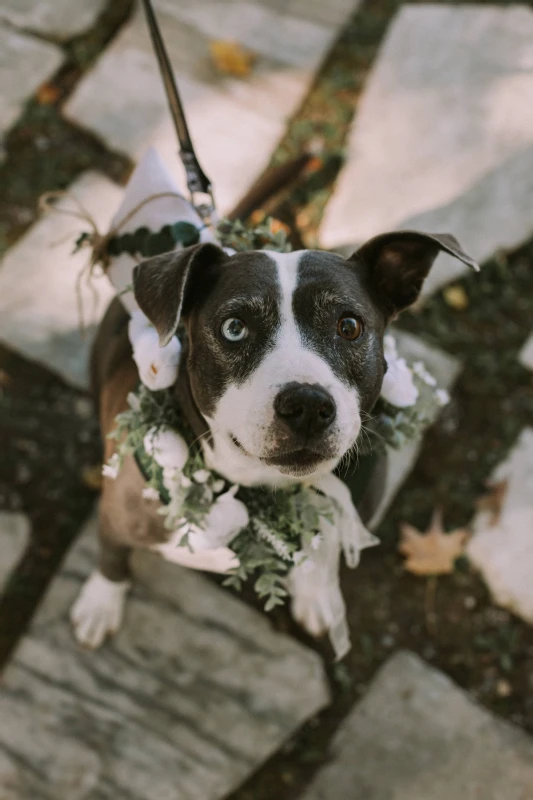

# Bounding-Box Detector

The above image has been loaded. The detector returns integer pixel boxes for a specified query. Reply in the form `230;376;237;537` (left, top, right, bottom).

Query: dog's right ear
349;230;478;319
133;242;225;347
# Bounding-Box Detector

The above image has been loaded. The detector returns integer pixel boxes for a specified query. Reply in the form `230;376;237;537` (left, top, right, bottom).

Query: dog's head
133;232;476;485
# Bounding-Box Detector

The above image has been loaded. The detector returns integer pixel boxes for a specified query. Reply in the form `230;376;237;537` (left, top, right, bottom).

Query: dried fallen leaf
209;40;256;77
496;678;512;698
295;209;312;229
0;368;13;388
269;217;290;236
443;284;469;310
36;82;61;105
249;209;266;226
304;156;324;173
476;479;508;526
399;508;469;576
81;464;103;492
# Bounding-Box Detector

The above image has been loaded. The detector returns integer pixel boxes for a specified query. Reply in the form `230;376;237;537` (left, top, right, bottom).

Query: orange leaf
443;284;469;310
475;479;508;526
305;156;324;173
209;40;256;77
81;464;103;492
0;369;12;388
249;209;266;226
269;218;290;236
399;508;469;576
295;209;312;229
36;82;61;105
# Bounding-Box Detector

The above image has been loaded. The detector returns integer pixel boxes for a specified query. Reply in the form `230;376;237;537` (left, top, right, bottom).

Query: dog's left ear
133;242;226;346
349;230;479;318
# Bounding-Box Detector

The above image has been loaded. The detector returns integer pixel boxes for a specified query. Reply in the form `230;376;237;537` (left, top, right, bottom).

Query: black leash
140;0;216;224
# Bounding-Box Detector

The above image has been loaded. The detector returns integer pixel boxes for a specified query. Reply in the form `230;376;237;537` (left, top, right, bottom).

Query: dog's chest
201;432;303;488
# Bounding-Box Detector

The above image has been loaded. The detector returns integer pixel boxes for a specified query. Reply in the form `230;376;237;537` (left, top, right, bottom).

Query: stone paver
302;650;533;800
0;25;62;138
468;428;533;624
0;0;107;40
0;513;30;592
519;333;533;372
369;330;461;529
0;515;329;800
320;5;533;296
0;172;121;388
64;0;360;213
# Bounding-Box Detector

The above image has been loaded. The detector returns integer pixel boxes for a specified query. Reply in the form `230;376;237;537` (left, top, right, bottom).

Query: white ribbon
129;311;182;390
289;474;379;660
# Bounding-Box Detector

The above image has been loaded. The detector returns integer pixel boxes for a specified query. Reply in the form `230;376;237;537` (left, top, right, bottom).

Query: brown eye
337;316;363;341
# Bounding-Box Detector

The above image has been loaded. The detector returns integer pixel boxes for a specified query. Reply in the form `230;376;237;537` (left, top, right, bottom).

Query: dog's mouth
231;435;331;475
261;449;322;469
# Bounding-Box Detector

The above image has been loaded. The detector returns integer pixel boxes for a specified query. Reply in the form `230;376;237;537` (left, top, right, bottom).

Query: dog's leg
70;509;132;649
289;475;379;659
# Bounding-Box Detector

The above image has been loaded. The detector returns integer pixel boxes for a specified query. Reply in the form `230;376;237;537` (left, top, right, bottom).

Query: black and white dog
71;233;476;649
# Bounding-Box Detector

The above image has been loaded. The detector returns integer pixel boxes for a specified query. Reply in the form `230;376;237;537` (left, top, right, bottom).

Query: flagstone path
0;25;62;144
468;428;533;625
519;333;533;372
0;0;107;41
301;650;533;800
0;172;120;388
63;0;360;213
369;329;461;528
0;515;329;800
0;513;29;592
319;4;533;297
1;2;533;800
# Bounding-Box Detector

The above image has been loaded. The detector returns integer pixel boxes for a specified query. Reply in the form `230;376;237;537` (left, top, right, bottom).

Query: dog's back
90;298;132;414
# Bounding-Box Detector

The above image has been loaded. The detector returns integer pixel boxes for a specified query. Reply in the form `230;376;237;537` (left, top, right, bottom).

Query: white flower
189;486;249;550
102;453;120;480
128;311;181;391
381;335;420;408
142;486;160;501
413;360;437;387
436;388;450;406
255;523;292;559
192;469;210;484
143;427;189;471
162;466;182;491
381;354;419;408
180;475;192;489
383;334;398;361
127;391;141;411
212;479;225;494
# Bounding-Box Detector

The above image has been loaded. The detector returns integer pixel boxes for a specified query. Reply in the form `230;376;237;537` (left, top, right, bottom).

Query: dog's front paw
70;571;130;649
291;587;329;638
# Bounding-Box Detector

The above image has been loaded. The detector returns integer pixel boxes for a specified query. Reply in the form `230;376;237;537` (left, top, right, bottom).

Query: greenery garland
108;384;334;611
76;220;201;260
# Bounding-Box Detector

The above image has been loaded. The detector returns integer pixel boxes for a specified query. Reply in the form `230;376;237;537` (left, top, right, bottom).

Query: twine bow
38;189;190;335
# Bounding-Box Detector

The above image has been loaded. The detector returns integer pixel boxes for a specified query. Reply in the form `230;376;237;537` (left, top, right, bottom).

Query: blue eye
221;318;248;342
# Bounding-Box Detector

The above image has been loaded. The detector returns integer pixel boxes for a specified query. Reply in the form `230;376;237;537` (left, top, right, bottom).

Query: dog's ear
133;242;225;346
349;230;479;318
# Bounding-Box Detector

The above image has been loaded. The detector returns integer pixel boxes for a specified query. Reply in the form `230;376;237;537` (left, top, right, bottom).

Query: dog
70;231;476;649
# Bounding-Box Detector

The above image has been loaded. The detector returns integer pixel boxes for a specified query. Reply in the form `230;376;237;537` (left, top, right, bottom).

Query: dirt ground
1;1;533;798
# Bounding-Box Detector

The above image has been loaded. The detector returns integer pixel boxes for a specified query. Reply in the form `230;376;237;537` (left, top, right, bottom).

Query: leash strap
141;0;216;224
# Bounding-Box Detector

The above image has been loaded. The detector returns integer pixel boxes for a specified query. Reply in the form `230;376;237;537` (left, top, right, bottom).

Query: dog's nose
274;383;336;437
